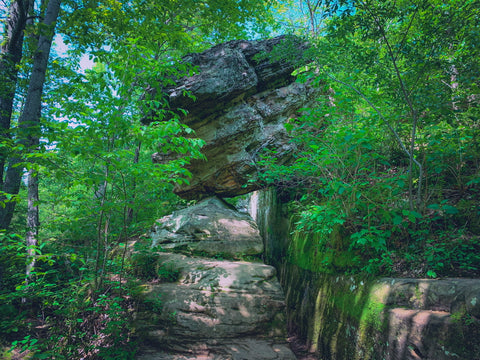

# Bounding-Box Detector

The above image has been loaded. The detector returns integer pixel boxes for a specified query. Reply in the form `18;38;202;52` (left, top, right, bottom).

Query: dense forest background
1;0;479;358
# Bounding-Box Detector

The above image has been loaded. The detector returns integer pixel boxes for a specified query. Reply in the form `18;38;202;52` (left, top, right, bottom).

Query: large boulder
150;197;263;258
149;35;322;200
135;253;296;360
137;196;296;359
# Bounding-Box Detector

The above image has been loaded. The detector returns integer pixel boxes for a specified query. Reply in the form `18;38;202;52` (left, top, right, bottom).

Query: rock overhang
145;35;323;200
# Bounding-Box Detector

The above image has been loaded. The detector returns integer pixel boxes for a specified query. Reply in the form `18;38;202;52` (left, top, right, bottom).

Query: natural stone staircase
135;197;296;359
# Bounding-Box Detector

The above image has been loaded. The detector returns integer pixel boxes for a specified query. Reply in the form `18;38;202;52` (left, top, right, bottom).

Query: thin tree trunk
0;0;34;229
18;0;62;293
94;169;110;291
25;167;38;283
0;157;23;229
361;0;423;211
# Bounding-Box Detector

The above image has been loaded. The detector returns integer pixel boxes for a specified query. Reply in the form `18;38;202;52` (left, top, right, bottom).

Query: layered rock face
136;37;307;359
150;35;321;200
279;268;480;360
136;197;296;359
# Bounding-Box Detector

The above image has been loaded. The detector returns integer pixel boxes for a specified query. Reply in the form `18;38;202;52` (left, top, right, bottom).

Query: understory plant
258;92;480;276
257;0;480;277
0;229;155;359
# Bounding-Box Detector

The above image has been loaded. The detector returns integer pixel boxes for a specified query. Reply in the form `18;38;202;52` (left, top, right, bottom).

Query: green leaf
442;205;459;215
393;215;403;225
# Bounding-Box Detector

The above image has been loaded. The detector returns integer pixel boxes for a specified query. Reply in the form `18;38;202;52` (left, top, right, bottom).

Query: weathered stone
250;187;480;360
137;339;296;360
150;196;263;258
277;266;480;360
387;309;453;360
166;35;308;122
135;253;295;359
383;278;480;315
148;36;322;200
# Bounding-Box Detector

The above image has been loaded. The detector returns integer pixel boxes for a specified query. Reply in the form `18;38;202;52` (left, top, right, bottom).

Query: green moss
451;306;477;327
281;265;398;360
288;225;358;273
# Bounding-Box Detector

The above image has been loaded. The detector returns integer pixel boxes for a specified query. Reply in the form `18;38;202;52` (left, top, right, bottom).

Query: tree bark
25;167;38;282
23;0;62;286
0;0;62;230
0;0;34;229
126;142;142;224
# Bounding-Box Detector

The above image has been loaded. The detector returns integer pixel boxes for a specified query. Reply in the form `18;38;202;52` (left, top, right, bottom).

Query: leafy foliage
1;0;278;357
2;0;480;356
258;0;480;277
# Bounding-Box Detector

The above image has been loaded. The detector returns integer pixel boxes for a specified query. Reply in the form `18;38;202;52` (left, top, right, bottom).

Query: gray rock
147;36;322;200
135;253;295;359
166;36;308;121
383;278;480;315
137;339;296;360
151;197;263;258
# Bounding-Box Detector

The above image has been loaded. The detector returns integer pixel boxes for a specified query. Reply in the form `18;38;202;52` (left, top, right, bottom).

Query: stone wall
249;188;480;360
281;266;480;360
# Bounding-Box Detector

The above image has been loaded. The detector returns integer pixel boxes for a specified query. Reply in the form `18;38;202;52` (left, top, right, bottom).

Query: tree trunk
0;0;62;230
0;157;23;229
0;0;34;229
25;167;38;283
24;0;62;287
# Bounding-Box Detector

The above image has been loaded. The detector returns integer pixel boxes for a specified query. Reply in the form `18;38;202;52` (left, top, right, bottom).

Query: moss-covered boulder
150;197;263;258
